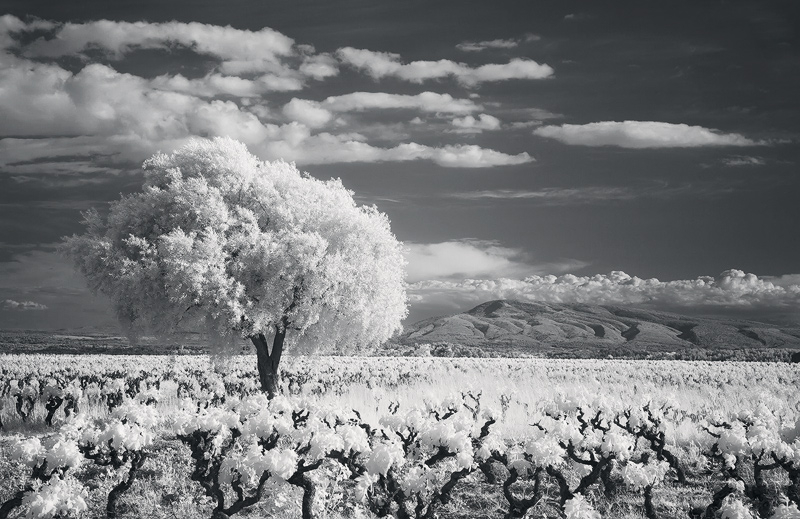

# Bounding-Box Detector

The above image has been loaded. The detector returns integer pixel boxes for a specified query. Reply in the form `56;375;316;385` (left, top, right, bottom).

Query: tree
62;137;407;396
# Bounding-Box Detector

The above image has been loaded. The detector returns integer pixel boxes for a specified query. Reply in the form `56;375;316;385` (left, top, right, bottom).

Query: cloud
322;91;480;114
456;38;519;52
3;299;48;311
409;269;800;316
563;13;592;22
282;98;333;128
534;121;763;148
722;155;765;166
336;47;553;85
278;92;483;132
0;60;215;140
449;114;501;133
405;240;530;282
765;274;800;288
260;138;533;168
0;248;116;329
0;15;55;50
0;59;529;170
420;145;532;167
450;187;640;203
298;53;339;79
0;16;534;172
507;108;563;129
21;18;295;69
447;182;739;204
151;73;302;97
404;240;586;283
0;131;533;172
2;15;336;96
456;34;541;52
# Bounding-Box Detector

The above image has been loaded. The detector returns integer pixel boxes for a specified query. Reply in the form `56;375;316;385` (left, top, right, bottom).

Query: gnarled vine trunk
250;327;285;398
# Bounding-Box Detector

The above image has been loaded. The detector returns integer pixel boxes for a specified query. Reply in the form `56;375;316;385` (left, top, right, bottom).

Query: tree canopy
63;137;407;392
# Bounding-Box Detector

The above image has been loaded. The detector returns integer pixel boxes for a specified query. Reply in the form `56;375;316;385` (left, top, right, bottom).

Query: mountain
398;300;800;359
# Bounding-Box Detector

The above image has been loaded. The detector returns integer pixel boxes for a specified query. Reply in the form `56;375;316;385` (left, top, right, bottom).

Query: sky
1;0;799;331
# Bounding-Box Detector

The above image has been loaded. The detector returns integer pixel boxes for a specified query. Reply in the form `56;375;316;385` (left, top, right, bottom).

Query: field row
1;355;799;518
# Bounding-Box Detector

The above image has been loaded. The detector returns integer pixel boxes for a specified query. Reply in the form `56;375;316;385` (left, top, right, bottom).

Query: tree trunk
250;327;285;398
0;489;25;519
107;452;147;519
643;485;657;519
787;467;800;507
45;396;63;427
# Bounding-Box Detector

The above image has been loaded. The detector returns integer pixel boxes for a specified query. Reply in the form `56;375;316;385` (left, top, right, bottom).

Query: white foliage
399;466;436;495
355;473;378;502
308;429;345;459
337;424;371;454
365;440;405;477
600;430;635;461
43;440;83;474
564;494;601;519
620;459;670;490
524;434;566;468
719;498;755;519
9;437;45;468
22;475;88;519
96;421;154;452
771;503;800;519
62;137;407;353
717;424;750;458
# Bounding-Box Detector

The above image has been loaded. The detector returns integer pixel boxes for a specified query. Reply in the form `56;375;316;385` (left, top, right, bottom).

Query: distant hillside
0;330;211;355
397;300;800;360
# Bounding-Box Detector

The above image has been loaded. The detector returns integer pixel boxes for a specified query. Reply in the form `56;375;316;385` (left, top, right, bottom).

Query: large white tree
62;137;407;396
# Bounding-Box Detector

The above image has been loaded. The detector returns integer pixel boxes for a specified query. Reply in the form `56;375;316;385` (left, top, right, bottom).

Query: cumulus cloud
409;269;800;315
0;59;235;140
456;34;540;52
260;138;533;167
0;129;533;173
405;240;530;282
298;53;339;79
498;107;564;130
449;114;502;133
0;23;533;170
336;47;553;85
151;73;303;97
322;91;480;114
421;145;531;167
404;240;585;283
0;15;54;50
765;274;800;288
722;155;765;166
0;15;336;99
534;121;763;148
282;98;333;128
21;18;295;68
3;299;48;311
278;92;484;131
456;38;519;52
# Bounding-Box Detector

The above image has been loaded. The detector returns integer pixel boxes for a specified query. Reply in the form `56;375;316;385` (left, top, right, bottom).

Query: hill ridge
400;300;800;357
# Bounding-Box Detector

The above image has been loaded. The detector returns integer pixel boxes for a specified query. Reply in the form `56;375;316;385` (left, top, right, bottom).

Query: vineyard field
1;354;799;519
